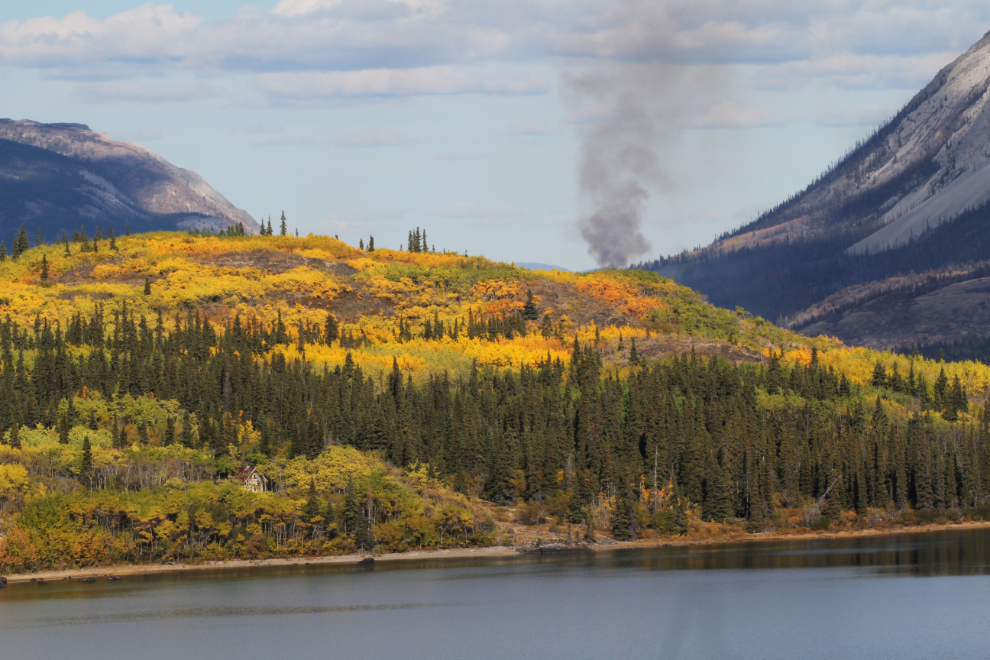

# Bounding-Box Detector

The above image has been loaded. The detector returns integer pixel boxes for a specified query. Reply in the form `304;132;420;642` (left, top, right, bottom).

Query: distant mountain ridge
643;30;990;354
0;119;259;239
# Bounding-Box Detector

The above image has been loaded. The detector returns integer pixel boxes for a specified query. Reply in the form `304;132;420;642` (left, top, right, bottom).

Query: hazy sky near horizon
1;1;989;269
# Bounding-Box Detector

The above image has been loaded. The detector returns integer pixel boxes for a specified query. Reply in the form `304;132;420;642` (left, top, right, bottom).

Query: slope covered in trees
2;229;990;573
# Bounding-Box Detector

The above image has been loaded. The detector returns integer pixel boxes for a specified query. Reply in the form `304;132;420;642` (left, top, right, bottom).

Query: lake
2;529;990;660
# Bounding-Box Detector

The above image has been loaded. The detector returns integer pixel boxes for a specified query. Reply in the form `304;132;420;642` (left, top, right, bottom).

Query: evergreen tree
342;477;360;535
109;228;117;251
40;254;49;281
280;211;288;236
324;313;339;344
59;414;69;445
143;277;151;295
522;289;538;320
9;425;20;450
36;228;42;246
303;478;322;522
368;236;375;251
80;435;93;478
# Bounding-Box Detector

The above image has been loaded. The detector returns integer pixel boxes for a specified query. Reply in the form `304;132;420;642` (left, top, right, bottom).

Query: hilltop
0;119;259;240
3;229;990;574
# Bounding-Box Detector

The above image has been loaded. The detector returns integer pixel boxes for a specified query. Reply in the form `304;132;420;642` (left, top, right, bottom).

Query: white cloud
504;119;556;135
253;136;317;147
433;202;521;220
330;127;415;147
0;1;987;105
73;81;216;103
689;102;778;128
754;52;960;91
114;126;163;141
255;66;548;99
435;150;488;160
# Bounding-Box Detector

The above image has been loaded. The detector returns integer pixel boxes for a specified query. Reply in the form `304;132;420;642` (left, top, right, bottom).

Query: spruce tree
368;236;375;251
59;414;69;444
109;227;118;251
81;434;93;477
522;289;538;320
611;472;634;540
280;211;288;236
40;254;49;281
304;478;321;522
165;417;176;445
143;277;151;295
36;228;42;246
9;425;20;450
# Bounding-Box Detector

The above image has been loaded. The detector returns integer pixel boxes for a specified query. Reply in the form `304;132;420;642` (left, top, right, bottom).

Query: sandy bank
6;520;990;585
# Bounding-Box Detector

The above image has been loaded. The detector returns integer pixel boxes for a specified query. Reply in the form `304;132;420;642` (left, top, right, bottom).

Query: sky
1;1;989;270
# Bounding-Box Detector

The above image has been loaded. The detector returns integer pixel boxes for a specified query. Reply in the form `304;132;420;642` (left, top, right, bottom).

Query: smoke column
565;72;664;268
564;48;733;269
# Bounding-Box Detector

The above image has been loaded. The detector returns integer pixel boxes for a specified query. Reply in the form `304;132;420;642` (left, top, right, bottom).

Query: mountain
644;31;990;353
0;119;259;240
517;262;572;272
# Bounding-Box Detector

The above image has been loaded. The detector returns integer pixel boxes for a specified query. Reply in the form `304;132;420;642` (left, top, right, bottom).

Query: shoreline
6;519;990;585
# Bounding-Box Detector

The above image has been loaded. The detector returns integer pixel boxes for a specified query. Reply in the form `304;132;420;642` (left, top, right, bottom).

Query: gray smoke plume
564;60;730;268
565;73;664;268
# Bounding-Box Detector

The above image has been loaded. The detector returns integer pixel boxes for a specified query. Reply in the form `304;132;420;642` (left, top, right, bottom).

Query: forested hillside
3;228;990;573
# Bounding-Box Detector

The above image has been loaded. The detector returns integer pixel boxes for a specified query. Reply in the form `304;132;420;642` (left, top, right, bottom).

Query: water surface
2;529;989;660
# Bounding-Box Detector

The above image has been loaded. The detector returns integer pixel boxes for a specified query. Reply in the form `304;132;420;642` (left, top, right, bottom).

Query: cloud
432;202;521;226
73;82;216;103
319;208;412;234
754;52;961;91
330;127;415;147
435;150;488;160
254;67;548;100
114;126;163;142
241;121;286;135
503;119;556;135
810;103;900;128
252;136;317;147
2;2;986;75
689;102;778;128
0;1;988;104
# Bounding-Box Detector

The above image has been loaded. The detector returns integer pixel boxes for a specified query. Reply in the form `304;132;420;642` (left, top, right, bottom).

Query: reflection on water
2;527;990;660
8;602;450;629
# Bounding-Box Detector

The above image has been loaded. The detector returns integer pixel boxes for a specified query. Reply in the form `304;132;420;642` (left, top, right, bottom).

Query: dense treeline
2;303;990;548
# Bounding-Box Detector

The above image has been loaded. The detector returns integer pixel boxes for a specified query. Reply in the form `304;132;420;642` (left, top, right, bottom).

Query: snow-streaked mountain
0;119;259;236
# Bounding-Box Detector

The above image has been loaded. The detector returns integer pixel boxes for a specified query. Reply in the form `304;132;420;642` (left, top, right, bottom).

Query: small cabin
234;466;268;493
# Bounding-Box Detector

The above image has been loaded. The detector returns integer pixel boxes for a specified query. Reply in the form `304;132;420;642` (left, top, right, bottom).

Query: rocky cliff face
0;119;259;237
700;31;990;257
645;31;990;354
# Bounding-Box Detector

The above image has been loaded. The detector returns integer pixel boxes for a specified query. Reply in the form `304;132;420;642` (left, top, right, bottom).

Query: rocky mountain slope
0;119;259;239
646;31;990;354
